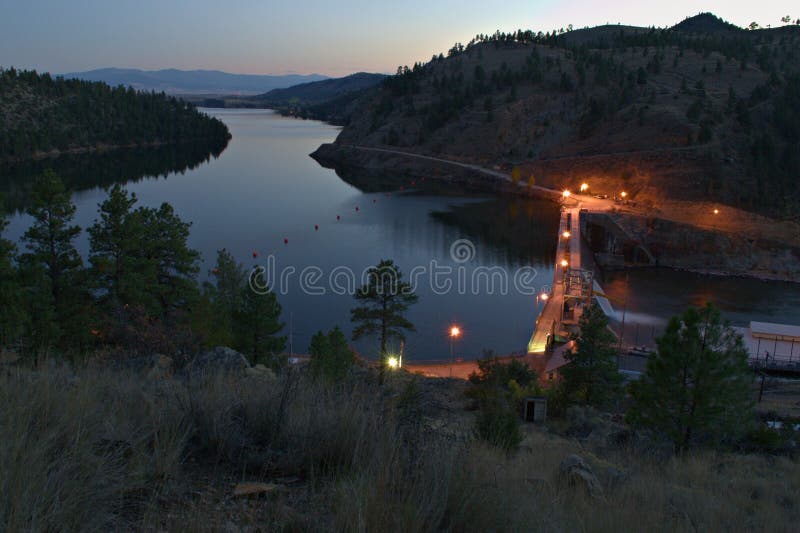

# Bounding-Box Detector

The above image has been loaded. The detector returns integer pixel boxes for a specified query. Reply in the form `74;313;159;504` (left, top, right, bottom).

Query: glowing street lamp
560;259;569;268
387;356;400;369
538;291;550;306
580;182;589;193
713;208;719;215
449;325;461;362
620;191;628;199
562;190;571;199
562;230;571;239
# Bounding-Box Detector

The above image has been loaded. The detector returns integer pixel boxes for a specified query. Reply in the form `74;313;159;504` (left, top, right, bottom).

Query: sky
0;1;796;76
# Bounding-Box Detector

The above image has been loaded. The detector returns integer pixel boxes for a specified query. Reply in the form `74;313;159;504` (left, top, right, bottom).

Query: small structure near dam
736;321;800;374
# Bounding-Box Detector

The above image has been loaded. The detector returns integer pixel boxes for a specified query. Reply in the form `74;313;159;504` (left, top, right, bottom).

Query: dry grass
0;364;798;532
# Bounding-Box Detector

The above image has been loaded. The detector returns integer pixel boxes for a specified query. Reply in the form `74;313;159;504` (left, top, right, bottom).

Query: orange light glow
580;183;589;192
560;259;569;268
540;293;549;301
620;191;628;198
449;326;461;338
562;231;571;238
713;208;719;215
562;190;571;198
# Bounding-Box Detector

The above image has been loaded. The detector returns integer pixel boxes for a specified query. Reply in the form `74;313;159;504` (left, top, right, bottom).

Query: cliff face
321;17;800;217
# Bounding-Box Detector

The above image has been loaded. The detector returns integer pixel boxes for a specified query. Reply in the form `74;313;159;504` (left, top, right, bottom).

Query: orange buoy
212;267;219;274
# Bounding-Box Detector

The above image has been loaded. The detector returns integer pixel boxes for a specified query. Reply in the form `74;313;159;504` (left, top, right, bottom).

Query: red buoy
252;251;258;258
212;268;219;274
283;238;288;244
336;215;340;220
314;224;319;230
355;207;359;212
372;199;376;203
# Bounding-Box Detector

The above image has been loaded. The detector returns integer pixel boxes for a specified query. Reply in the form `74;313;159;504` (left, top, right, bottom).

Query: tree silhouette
628;304;753;451
351;259;418;384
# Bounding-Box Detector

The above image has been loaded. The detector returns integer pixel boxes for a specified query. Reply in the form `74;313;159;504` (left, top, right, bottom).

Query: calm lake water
3;109;559;359
4;109;800;358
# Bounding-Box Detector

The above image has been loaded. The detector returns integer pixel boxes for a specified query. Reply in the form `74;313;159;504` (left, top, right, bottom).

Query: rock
558;454;603;498
232;482;285;498
186;346;250;378
146;354;174;380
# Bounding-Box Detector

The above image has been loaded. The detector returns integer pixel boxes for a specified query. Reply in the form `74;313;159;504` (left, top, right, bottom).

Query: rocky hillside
317;14;800;217
0;68;231;161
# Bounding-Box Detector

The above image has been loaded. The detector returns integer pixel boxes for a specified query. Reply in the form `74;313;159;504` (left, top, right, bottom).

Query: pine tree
0;197;26;346
202;248;246;346
88;185;146;312
20;170;91;352
137;203;200;318
628;304;753;452
561;303;622;407
234;277;286;368
351;259;418;384
310;326;355;380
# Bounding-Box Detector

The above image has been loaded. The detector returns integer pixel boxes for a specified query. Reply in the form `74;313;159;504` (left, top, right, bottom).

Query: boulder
558;454;603;498
186;346;250;378
146;354;174;380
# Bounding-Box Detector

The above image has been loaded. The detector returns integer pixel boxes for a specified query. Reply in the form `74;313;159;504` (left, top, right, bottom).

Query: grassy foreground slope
0;68;231;161
329;14;800;217
1;363;797;531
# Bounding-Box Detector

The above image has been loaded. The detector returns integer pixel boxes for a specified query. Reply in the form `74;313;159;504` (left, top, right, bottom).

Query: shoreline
311;142;800;284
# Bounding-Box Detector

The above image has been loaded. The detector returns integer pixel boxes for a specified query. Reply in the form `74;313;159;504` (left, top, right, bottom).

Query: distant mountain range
61;68;329;95
256;72;387;105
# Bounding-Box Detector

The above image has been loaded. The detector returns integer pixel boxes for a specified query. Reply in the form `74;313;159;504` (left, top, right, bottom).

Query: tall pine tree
561;302;622;408
20;170;91;353
351;259;418;384
628;304;753;452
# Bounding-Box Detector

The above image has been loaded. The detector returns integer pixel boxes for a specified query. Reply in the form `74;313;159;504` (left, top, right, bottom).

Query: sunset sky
1;1;796;76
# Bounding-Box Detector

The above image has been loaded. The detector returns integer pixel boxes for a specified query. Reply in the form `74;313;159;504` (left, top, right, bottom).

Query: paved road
343;144;619;211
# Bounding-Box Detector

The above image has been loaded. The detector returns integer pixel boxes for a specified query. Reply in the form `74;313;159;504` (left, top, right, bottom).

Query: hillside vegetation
328;14;800;217
0;68;231;161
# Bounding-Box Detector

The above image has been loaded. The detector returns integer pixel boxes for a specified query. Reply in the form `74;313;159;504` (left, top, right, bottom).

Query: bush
475;398;523;451
309;326;355;381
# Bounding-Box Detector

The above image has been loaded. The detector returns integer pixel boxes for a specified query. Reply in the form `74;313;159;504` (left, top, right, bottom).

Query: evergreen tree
234;276;286;368
310;326;355;380
88;185;146;312
561;303;622;407
202;248;246;346
0;197;26;346
351;259;418;384
137;203;200;318
20;170;91;352
628;304;753;452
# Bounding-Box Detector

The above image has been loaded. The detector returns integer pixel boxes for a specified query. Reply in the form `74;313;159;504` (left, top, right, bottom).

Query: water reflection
0;138;229;213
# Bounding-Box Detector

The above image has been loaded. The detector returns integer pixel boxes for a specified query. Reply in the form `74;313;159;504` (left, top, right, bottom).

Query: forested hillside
0;68;231;161
324;14;800;217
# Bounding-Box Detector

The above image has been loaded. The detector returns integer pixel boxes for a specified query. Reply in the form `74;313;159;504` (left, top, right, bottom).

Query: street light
387;356;400;369
562;190;571;198
449;326;461;362
580;183;589;193
560;259;569;268
620;191;628;200
562;230;571;238
713;208;719;215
